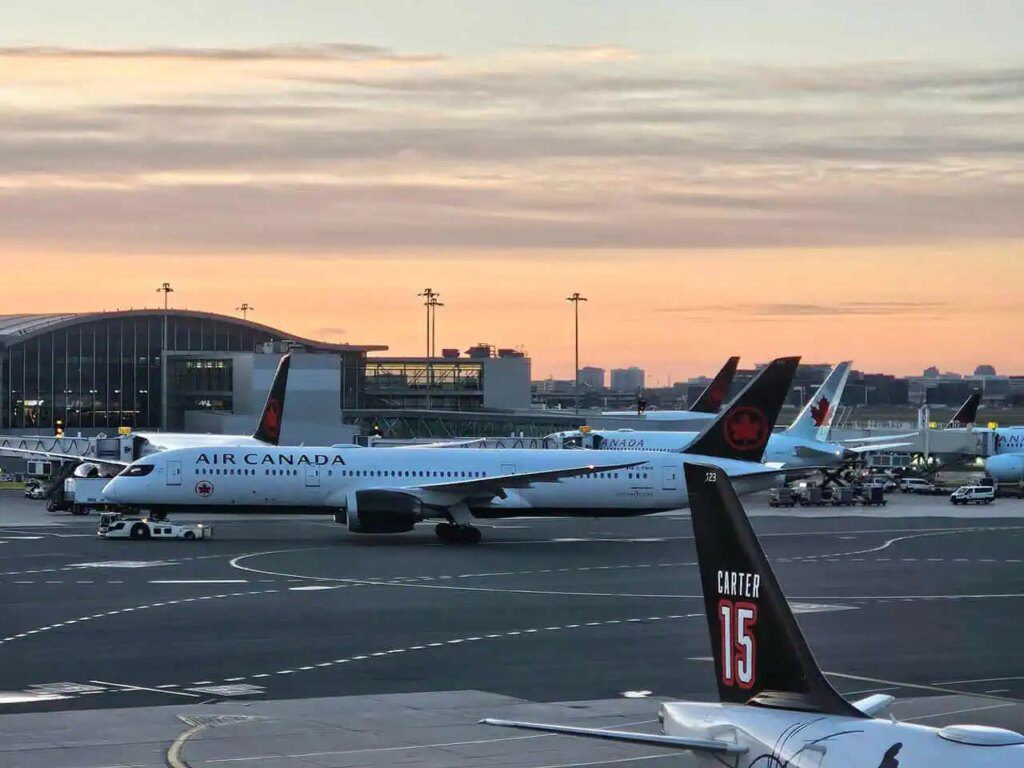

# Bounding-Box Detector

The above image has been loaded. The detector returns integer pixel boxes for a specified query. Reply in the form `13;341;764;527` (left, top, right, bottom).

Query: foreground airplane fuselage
102;445;777;516
662;701;1021;767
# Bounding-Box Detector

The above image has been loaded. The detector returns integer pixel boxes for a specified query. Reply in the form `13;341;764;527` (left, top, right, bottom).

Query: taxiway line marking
89;680;201;698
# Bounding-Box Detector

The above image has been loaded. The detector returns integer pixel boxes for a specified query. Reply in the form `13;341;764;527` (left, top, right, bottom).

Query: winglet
690;356;740;413
684;462;865;717
785;361;851;441
683;357;800;463
946;392;981;429
253;354;290;445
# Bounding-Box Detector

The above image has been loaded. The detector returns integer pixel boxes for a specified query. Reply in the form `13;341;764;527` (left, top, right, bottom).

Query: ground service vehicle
100;517;212;540
950;485;995;505
900;477;942;495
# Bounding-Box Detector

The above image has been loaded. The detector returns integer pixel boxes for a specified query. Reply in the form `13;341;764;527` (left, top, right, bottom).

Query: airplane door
501;463;516;476
167;461;182;486
305;467;321;487
661;465;678;491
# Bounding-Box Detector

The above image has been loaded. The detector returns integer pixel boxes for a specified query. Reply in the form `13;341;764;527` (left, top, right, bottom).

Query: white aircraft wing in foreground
485;462;1024;765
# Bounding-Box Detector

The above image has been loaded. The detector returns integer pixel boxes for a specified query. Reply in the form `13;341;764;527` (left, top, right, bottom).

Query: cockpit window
120;464;155;477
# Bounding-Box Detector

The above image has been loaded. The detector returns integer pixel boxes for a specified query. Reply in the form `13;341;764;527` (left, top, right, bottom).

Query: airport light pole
428;296;443;357
156;282;174;430
417;288;438;358
236;302;254;321
566;292;587;414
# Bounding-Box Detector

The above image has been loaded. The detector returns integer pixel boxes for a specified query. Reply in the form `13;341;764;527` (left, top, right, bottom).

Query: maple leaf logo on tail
810;396;831;427
706;382;727;411
262;398;281;440
723;407;769;451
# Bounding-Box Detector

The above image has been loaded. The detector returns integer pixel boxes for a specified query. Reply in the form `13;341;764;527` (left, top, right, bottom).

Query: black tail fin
946;392;981;429
690;356;740;413
684;357;799;463
253;354;290;445
684;463;864;717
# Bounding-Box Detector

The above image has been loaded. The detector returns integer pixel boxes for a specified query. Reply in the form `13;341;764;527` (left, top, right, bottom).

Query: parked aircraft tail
684;462;865;717
785;360;852;441
253;354;291;445
690;356;740;413
946;392;981;429
683;357;799;463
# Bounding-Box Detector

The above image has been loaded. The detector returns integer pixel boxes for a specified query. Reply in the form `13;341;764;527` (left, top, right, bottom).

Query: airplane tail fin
683;357;800;463
785;361;851;441
684;463;865;717
253;354;290;445
946;392;981;429
690;356;740;413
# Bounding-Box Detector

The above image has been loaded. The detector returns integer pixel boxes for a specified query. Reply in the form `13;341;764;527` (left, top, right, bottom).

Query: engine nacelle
344;490;423;534
986;454;1024;483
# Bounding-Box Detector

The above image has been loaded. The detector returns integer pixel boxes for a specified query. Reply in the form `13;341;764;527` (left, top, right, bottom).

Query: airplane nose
102;478;123;502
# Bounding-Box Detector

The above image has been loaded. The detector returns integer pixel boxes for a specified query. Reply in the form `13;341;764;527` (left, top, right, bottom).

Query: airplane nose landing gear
435;522;482;544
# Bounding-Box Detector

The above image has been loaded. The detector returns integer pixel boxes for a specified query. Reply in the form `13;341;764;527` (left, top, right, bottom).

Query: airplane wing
480;718;747;754
404;438;489;449
846;442;913;453
412;460;649;495
840;433;917;444
0;447;129;468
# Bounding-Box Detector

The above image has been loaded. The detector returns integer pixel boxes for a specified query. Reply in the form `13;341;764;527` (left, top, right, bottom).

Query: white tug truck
98;512;212;540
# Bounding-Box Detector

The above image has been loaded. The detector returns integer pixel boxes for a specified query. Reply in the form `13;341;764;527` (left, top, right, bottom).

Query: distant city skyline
0;3;1021;379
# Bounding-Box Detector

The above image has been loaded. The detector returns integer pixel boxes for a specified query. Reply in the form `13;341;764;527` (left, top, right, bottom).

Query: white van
949;485;995;505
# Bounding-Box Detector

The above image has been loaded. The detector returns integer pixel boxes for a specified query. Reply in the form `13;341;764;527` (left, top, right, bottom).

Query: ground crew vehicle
768;487;797;507
900;477;943;495
100;516;212;540
950;485;995;505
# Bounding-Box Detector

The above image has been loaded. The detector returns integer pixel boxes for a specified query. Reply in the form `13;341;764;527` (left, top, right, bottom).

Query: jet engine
986;454;1024;483
73;462;101;478
343;490;424;533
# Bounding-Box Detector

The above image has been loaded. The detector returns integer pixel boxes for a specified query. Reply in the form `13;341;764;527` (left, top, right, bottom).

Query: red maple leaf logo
263;397;281;438
810;396;831;427
723;407;768;450
195;480;214;497
706;382;727;411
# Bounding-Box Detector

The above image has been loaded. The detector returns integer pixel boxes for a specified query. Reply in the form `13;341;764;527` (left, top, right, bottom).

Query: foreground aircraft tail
253;354;291;445
785;360;851;441
684;462;864;717
946;392;981;429
690;356;740;413
683;356;800;463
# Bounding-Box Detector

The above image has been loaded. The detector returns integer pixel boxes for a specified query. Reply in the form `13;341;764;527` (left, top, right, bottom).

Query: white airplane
103;357;801;543
553;361;908;470
484;461;1024;764
0;354;293;475
602;356;740;422
984;425;1024;483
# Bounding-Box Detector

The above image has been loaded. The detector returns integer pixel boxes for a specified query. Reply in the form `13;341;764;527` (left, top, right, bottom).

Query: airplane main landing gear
435;522;482;544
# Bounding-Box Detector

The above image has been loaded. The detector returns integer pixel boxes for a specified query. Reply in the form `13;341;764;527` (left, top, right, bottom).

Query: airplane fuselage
663;701;1023;767
102;445;777;518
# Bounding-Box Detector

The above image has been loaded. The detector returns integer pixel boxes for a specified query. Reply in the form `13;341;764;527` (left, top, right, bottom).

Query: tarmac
2;491;1023;767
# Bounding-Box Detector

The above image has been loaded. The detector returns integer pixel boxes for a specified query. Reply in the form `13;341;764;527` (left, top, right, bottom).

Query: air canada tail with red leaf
690;356;740;413
683;357;800;463
684;462;864;717
253;354;290;445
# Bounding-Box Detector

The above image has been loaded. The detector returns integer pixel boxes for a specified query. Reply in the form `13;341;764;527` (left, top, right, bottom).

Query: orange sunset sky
0;3;1021;380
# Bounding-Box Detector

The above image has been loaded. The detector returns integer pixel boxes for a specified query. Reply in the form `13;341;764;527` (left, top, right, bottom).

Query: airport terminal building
0;311;537;441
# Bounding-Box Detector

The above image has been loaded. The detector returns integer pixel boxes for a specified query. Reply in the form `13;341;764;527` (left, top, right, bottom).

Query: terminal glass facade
364;360;484;410
1;314;280;431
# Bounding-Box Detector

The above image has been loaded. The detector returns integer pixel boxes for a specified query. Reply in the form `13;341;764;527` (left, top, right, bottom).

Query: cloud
0;45;1021;254
0;43;444;63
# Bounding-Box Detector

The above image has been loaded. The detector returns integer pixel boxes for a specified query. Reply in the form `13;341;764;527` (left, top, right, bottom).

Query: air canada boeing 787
484;462;1024;764
103;357;800;543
